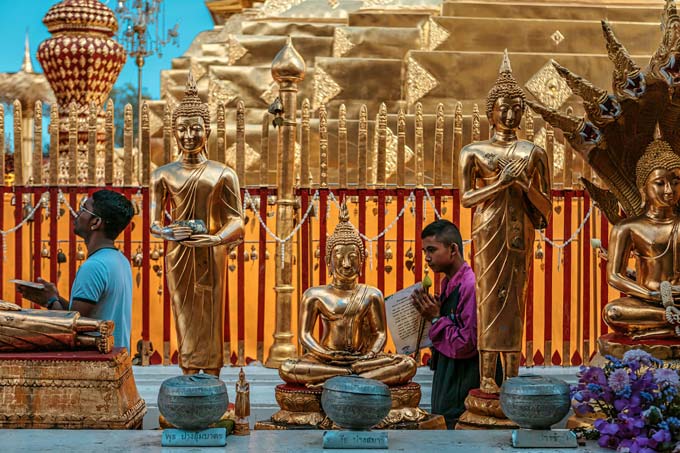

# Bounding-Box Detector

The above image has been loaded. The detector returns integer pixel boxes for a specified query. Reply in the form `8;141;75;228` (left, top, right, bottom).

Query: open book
385;283;432;355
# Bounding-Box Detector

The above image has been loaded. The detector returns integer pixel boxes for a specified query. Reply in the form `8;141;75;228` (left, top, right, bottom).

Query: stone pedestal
255;382;445;430
456;389;518;430
598;333;680;360
0;347;146;429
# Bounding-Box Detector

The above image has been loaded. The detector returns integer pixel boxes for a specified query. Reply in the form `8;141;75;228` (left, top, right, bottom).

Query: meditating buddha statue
603;140;680;341
279;202;416;387
459;51;552;395
0;300;113;353
150;72;243;376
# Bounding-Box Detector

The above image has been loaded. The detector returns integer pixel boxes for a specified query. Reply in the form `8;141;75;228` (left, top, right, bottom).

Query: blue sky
0;0;213;99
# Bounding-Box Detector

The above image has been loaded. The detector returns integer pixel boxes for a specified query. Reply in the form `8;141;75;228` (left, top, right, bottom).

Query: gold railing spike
377;102;387;187
13;100;23;186
236;99;246;184
452;101;463;188
434;103;444;188
415;102;424;188
141;101;150;186
105;99;114;185
124;103;133;186
300;98;311;188
87;102;98;185
319;104;328;188
358;104;368;188
68;102;78;186
33;100;43;186
338;104;348;187
49;105;59;186
397;108;406;187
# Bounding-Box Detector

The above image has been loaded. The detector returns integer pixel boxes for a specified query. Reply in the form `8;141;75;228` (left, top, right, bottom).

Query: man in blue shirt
17;190;135;352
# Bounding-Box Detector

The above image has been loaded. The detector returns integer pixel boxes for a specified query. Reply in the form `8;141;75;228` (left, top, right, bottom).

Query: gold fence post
397;109;406;187
376;102;387;187
265;38;305;368
452;102;462;188
123;104;133;186
358;104;368;188
87;102;97;185
319;104;328;188
433;103;444;188
68;102;77;186
14;100;23;186
105;100;114;185
141;102;150;186
300;99;310;187
415;102;424;188
49;106;58;186
338;104;347;187
33;101;43;186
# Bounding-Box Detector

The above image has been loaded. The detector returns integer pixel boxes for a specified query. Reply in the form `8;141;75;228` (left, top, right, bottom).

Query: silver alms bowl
157;374;228;431
500;375;571;430
321;375;392;430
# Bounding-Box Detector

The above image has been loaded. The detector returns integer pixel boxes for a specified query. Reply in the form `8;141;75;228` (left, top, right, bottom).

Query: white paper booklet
384;283;432;355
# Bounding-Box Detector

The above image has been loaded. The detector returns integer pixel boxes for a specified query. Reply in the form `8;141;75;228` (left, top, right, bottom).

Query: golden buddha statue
150;72;244;376
459;51;552;395
0;301;113;353
279;202;417;388
234;367;250;435
603;140;680;340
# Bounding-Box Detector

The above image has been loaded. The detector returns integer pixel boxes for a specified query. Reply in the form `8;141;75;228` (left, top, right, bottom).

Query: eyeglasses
78;197;100;219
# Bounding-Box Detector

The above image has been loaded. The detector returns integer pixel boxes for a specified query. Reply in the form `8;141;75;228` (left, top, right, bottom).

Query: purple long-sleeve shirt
428;262;478;360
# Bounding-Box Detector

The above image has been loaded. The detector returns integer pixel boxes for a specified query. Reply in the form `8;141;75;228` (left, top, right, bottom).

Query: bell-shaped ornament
57;248;67;264
41;243;50;258
76;244;86;261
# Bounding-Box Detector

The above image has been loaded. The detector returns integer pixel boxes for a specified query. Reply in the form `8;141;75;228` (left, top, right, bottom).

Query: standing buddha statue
459;50;552;396
150;72;244;376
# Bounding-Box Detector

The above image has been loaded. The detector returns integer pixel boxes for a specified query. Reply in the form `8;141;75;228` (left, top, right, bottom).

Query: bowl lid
501;375;570;396
323;375;390;396
160;374;227;397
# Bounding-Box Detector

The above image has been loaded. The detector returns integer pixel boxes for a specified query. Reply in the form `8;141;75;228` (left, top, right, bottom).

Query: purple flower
609;369;631;393
623;349;653;366
656;368;680;388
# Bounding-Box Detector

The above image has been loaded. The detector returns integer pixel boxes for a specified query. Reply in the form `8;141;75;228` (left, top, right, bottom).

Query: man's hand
411;288;441;322
181;234;222;247
16;277;59;307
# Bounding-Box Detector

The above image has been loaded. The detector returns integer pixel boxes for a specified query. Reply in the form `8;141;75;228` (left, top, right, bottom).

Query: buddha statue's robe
151;159;242;371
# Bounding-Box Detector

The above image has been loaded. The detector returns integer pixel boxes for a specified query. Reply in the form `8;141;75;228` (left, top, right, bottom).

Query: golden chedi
262;203;440;429
457;50;552;429
150;72;244;376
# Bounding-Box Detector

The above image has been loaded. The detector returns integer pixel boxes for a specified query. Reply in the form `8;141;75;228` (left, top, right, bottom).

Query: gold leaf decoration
208;77;238;107
260;81;278;105
406;57;438;105
427;18;450;51
227;34;248;65
524;60;573;110
313;66;342;111
332;28;354;58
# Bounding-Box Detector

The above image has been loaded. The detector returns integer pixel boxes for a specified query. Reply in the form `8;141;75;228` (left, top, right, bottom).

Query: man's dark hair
421;219;464;255
91;190;135;240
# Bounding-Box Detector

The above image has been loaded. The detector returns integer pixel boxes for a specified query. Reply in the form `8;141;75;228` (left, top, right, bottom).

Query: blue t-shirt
69;248;132;352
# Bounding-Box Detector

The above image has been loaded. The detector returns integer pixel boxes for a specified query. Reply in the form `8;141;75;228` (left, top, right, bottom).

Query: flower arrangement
572;349;680;453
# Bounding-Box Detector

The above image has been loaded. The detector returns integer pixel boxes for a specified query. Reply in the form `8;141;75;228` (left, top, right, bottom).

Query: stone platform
0;428;608;452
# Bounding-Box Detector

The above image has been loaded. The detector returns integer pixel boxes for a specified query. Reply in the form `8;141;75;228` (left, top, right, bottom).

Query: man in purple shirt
411;219;479;428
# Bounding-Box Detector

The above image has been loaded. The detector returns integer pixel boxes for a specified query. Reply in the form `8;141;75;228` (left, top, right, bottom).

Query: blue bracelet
46;296;59;309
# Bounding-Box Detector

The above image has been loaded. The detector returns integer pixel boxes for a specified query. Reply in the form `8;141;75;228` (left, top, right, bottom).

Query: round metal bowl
499;375;571;430
157;374;228;431
321;375;392;430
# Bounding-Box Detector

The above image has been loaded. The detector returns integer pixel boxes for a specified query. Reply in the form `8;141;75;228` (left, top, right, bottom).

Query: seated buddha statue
603;139;680;340
279;203;416;388
0;300;113;353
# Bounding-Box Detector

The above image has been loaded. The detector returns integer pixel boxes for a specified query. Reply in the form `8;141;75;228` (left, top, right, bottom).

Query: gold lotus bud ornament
422;267;433;294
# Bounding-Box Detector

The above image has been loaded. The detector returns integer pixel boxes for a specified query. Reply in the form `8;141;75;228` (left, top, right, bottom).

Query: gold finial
635;139;680;189
271;36;306;84
21;32;33;73
499;49;512;74
325;200;365;265
486;51;525;118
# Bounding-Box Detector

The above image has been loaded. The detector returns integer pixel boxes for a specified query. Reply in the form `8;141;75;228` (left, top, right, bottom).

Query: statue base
161;428;227;447
322;430;388;449
0;348;146;429
511;429;578;448
598;333;680;361
456;389;518;430
254;382;446;430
